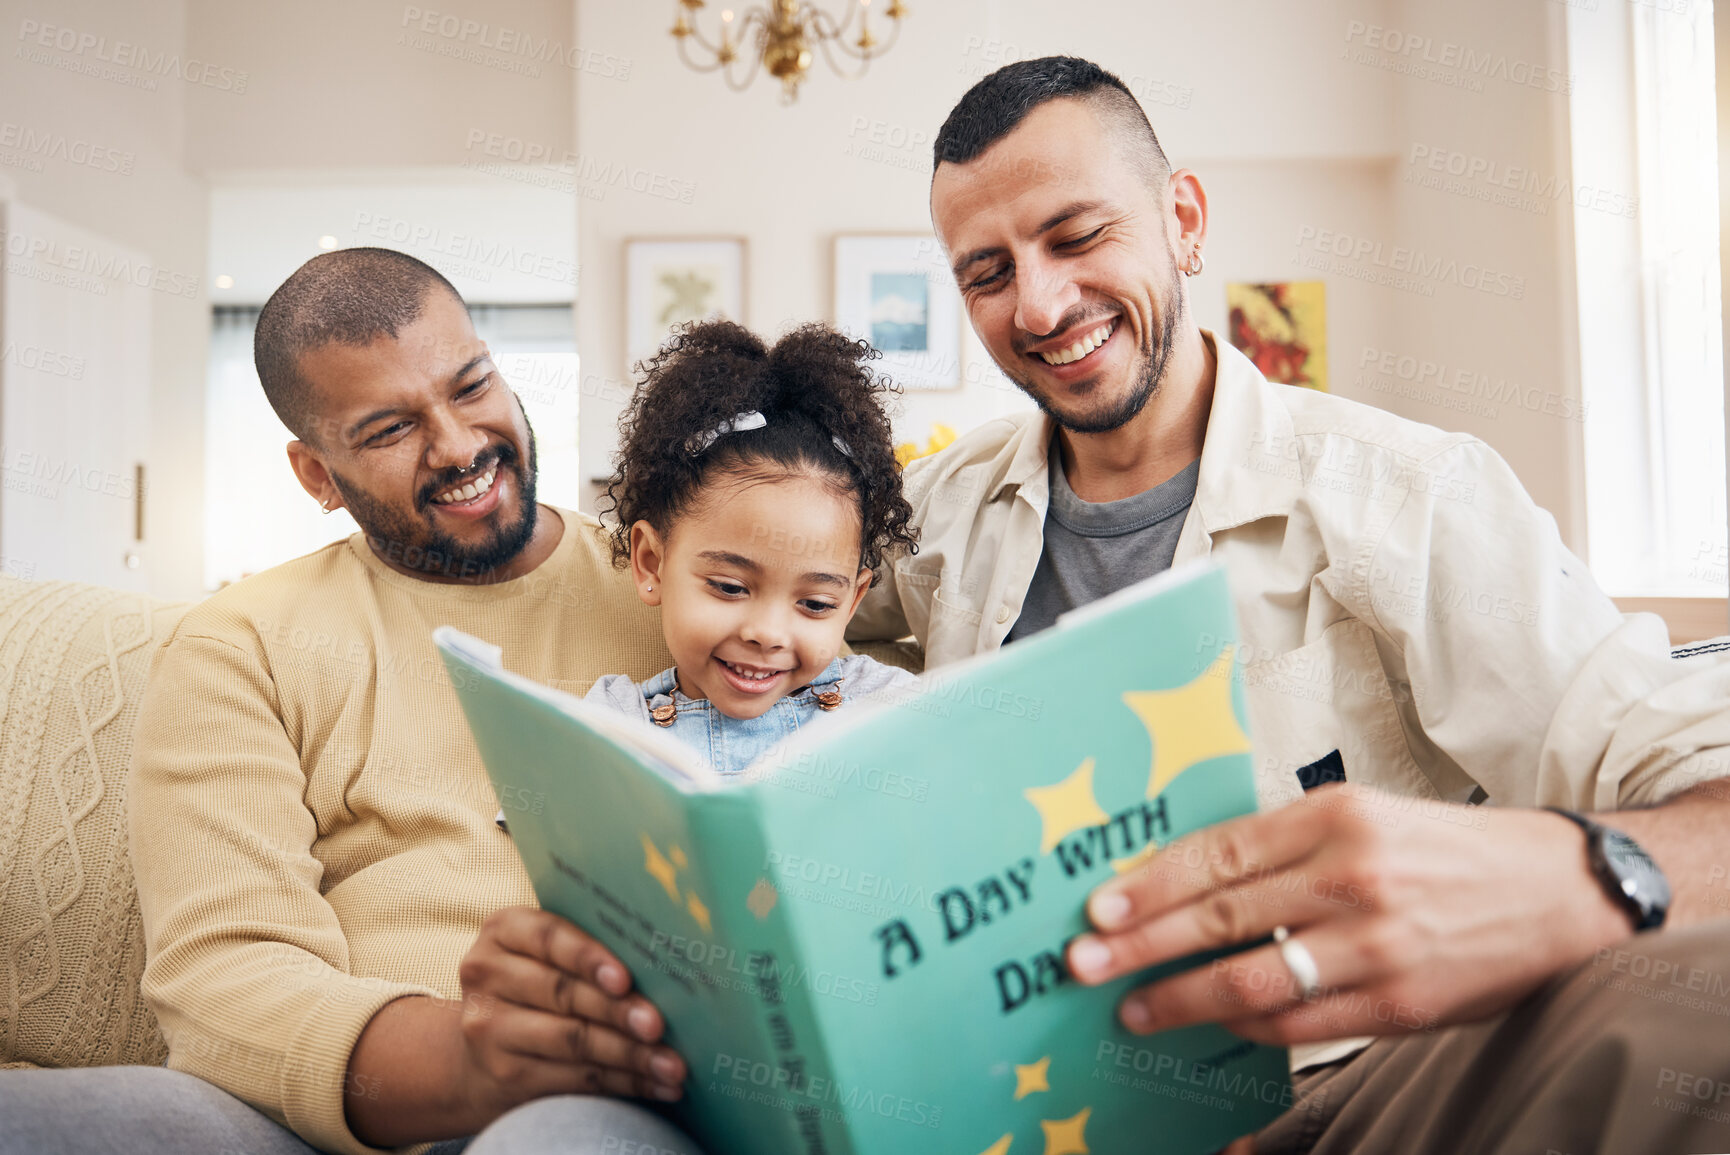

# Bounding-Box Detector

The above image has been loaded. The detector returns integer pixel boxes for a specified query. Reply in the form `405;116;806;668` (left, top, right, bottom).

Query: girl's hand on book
1062;783;1631;1046
455;906;689;1116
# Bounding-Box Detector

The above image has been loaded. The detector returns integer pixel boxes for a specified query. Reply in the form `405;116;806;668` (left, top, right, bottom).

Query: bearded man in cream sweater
0;249;705;1155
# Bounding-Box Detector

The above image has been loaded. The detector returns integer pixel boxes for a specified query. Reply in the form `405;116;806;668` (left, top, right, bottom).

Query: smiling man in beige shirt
0;250;710;1155
850;56;1730;1154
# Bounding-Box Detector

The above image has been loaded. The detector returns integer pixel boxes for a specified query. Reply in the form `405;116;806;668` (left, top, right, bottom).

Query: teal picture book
434;562;1292;1155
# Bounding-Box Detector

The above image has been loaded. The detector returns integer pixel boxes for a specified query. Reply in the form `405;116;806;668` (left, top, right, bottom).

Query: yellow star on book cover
1024;758;1112;854
977;1136;1012;1155
1014;1055;1051;1100
641;833;680;901
746;877;778;920
1039;1106;1092;1155
1122;646;1251;800
686;890;712;933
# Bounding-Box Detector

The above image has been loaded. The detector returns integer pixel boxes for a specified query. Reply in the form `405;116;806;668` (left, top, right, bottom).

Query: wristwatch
1546;808;1670;931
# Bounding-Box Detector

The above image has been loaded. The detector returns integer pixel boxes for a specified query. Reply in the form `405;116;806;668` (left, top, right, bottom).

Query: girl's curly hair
601;319;918;583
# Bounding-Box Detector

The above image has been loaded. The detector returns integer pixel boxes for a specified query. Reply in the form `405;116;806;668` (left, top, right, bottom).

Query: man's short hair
254;247;466;445
933;56;1171;188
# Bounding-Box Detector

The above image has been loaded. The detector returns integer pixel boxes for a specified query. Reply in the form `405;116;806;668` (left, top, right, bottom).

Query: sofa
0;576;187;1070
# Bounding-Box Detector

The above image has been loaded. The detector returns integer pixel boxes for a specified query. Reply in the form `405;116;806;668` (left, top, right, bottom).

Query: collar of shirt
984;330;1307;547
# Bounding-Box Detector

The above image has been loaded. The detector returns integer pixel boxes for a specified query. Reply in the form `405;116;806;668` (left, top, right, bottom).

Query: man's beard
332;422;540;581
1006;256;1185;436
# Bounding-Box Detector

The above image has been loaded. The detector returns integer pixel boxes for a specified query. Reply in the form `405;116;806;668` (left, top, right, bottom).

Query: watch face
1599;828;1671;931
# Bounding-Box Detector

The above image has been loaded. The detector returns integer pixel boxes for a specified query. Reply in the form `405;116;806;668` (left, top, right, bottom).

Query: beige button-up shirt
852;333;1730;818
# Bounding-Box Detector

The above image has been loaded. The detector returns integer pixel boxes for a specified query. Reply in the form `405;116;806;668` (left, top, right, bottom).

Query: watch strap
1547;808;1670;932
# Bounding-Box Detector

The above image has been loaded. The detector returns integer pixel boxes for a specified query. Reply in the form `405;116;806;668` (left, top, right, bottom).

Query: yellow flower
894;424;959;469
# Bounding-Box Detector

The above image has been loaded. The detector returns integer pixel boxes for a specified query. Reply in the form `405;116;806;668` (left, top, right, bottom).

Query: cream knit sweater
128;510;672;1155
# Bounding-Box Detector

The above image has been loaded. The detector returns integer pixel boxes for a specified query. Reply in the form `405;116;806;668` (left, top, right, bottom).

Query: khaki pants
1255;917;1730;1154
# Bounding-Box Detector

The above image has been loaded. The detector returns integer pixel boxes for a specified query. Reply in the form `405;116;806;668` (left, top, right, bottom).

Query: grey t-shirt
1005;453;1201;642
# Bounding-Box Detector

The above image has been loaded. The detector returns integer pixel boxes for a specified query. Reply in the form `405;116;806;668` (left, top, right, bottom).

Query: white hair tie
685;409;856;462
687;410;767;456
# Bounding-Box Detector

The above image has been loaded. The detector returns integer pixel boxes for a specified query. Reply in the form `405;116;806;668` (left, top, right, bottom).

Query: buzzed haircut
254;247;466;445
933;56;1171;187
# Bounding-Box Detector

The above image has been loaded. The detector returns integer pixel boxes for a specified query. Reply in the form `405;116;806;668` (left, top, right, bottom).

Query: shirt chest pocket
928;583;986;660
894;562;984;656
1238;618;1438;812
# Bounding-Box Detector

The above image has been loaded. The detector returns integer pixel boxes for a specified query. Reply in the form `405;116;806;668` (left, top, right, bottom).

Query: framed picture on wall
624;236;747;371
833;234;961;390
1226;281;1328;391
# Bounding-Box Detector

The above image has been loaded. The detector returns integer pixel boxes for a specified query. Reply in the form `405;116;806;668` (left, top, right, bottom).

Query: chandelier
670;0;908;103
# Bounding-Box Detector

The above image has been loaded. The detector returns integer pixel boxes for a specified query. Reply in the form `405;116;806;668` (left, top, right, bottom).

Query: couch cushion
0;577;188;1068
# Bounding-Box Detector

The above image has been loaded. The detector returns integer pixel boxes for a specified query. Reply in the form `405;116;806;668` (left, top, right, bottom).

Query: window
1572;0;1725;596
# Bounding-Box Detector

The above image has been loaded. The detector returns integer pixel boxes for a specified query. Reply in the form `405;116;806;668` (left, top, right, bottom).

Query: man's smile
415;444;522;524
1035;318;1118;367
432;466;498;506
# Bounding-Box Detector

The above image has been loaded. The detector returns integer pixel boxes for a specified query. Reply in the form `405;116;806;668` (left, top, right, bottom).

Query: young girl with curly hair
586;319;921;774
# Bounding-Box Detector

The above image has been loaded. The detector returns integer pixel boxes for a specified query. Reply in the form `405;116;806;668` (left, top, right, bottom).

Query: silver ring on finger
1273;925;1322;1002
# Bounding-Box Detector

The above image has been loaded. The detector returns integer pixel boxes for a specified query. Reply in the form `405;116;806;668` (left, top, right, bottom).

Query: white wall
185;0;575;171
0;0;210;597
1382;0;1586;545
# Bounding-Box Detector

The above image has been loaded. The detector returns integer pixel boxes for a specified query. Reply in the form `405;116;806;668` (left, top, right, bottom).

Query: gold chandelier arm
720;41;766;89
813;31;869;79
872;7;904;52
812;0;858;40
739;6;772;46
806;4;848;45
675;30;731;73
716;8;768;89
672;0;737;70
682;13;730;58
809;2;901;66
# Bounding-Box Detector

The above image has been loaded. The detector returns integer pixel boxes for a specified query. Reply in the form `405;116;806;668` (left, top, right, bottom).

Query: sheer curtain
1574;1;1725;596
203;304;581;591
1631;0;1726;594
